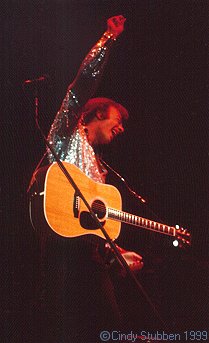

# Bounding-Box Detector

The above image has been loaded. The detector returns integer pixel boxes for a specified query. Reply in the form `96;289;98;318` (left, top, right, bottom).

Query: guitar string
91;203;176;234
85;202;189;241
92;203;168;225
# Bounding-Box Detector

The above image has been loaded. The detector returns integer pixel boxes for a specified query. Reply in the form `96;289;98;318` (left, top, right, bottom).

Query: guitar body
42;162;122;240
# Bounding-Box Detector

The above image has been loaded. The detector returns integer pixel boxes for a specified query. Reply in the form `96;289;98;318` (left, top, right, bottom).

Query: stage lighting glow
173;240;179;247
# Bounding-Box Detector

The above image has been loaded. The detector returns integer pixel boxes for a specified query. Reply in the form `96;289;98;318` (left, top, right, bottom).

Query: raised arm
70;15;126;107
48;16;126;141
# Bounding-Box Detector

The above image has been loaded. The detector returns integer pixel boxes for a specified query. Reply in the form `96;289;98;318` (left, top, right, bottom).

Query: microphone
23;74;49;84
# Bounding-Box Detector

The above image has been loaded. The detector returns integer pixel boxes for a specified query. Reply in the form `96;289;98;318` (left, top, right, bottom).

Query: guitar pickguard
79;211;106;230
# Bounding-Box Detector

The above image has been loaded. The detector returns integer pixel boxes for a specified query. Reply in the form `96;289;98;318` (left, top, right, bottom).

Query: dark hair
80;97;129;124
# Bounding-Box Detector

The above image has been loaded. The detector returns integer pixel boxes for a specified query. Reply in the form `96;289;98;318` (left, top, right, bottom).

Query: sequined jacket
47;32;116;183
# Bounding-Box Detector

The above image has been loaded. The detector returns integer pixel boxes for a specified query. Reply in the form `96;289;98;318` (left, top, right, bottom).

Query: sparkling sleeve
47;32;116;159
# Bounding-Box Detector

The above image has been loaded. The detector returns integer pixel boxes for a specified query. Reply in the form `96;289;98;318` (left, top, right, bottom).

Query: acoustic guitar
30;162;191;246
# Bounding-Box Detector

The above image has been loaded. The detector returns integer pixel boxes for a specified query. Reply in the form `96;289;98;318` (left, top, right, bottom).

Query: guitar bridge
73;192;80;218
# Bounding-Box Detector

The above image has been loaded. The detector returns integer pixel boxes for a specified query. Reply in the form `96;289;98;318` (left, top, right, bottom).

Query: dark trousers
34;235;122;343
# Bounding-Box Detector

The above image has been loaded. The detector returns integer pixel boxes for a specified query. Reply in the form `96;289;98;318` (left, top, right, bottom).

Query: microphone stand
31;86;168;330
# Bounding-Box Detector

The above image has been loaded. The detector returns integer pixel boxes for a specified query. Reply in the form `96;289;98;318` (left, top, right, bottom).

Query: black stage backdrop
1;0;209;341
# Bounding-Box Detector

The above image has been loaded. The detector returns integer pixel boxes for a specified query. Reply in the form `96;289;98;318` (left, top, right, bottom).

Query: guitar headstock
175;225;191;247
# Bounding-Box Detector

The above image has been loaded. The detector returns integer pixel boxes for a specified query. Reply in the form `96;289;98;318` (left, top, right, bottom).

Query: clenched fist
107;15;126;38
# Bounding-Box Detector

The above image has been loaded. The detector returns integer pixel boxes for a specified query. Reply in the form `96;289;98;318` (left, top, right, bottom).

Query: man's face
95;106;125;145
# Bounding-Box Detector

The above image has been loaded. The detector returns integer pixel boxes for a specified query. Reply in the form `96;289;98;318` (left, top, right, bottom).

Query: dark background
1;0;209;341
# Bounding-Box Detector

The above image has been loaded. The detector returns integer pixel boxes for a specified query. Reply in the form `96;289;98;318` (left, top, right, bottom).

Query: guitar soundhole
91;200;106;219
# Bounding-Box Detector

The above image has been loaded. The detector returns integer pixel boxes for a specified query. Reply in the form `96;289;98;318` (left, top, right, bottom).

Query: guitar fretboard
107;208;175;237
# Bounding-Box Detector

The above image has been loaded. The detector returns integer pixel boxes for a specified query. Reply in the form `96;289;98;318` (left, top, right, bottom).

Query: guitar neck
107;208;175;237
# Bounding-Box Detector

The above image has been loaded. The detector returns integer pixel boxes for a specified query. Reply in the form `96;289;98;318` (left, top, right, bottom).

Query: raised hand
107;15;126;38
